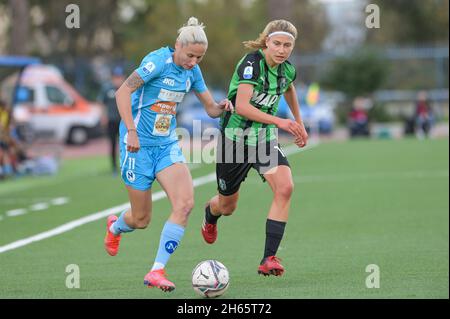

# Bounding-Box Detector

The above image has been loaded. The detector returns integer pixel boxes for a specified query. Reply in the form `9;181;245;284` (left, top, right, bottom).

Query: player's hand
218;99;234;112
294;122;308;148
126;130;140;152
276;118;303;139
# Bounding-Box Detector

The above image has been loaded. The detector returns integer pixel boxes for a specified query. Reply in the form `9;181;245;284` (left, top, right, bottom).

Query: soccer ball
192;260;229;298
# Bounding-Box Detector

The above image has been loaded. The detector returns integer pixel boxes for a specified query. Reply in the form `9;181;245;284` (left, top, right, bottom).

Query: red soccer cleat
104;215;121;256
143;269;175;292
258;256;285;276
201;218;217;244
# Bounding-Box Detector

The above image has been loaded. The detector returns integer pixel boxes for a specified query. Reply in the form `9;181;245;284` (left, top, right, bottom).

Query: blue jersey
120;46;207;146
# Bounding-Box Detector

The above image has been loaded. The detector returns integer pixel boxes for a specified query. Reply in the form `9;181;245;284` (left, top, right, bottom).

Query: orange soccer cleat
104;215;121;256
143;269;175;292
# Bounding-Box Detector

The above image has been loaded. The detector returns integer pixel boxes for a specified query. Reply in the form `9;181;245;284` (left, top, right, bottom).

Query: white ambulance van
10;64;102;145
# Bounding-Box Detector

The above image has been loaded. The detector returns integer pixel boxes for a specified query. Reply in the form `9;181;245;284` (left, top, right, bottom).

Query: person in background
414;90;434;139
98;67;126;175
348;97;370;138
0;100;11;179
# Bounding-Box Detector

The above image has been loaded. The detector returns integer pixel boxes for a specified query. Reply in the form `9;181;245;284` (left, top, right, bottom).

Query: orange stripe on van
30;101;91;114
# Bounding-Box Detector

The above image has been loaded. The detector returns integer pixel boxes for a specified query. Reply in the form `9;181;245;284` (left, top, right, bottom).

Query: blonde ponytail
177;17;208;47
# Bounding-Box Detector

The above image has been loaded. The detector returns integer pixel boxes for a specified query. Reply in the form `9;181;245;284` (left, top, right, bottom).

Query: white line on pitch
0;142;316;254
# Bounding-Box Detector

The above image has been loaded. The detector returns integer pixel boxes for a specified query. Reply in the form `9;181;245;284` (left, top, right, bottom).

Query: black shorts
215;134;290;196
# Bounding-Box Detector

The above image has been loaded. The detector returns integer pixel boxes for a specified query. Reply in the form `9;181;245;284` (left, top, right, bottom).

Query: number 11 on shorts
128;158;136;170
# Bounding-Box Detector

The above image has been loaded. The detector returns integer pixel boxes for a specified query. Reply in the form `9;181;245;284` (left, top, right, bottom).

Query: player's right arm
115;71;144;152
116;55;163;152
235;83;303;139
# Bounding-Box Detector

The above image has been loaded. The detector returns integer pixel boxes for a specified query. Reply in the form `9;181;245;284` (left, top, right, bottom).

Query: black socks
205;204;221;224
261;219;286;264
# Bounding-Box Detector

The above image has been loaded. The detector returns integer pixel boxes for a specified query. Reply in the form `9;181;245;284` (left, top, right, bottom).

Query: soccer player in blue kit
104;17;233;292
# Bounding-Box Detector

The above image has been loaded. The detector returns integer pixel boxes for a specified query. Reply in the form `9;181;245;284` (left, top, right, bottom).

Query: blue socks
151;221;185;271
110;210;135;235
110;213;184;271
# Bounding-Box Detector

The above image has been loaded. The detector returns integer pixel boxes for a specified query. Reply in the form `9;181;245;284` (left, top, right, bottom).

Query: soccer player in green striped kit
202;20;308;276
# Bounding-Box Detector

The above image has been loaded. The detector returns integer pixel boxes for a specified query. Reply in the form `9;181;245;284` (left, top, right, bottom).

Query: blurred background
0;0;448;179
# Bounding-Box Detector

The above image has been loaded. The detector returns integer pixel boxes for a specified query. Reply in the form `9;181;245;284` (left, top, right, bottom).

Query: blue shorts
119;141;186;191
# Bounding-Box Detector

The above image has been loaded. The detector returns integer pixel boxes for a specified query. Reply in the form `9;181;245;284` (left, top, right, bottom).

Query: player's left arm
284;83;308;147
195;90;234;118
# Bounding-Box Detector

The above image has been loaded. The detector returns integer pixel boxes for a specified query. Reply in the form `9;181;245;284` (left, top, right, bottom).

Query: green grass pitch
0;138;448;298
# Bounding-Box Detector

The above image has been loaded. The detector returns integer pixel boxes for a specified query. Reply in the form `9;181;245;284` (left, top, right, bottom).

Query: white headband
268;31;295;39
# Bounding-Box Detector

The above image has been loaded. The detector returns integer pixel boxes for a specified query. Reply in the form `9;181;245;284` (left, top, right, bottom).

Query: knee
220;202;237;216
275;181;294;200
132;213;151;229
174;198;195;220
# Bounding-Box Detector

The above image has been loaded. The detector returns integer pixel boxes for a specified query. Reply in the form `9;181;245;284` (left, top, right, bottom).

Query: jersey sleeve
292;68;297;83
235;53;261;85
291;67;297;83
285;61;297;83
192;66;207;93
135;54;164;84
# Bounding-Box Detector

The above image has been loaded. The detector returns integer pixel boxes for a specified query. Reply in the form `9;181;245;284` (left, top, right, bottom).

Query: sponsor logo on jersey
142;61;156;74
150;101;177;115
157;88;185;103
162;78;175;86
251;91;280;108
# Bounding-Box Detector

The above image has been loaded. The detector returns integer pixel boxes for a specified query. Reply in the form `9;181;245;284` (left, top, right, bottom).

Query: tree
321;49;388;99
120;0;266;87
366;0;449;46
267;0;294;20
267;0;328;53
3;0;330;92
7;0;126;58
289;0;329;53
9;0;29;55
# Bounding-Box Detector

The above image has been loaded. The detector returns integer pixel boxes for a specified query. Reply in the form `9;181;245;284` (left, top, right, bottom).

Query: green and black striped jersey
220;49;297;146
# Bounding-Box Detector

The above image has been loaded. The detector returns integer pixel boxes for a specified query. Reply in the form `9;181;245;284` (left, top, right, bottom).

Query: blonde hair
243;20;297;49
177;17;208;47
